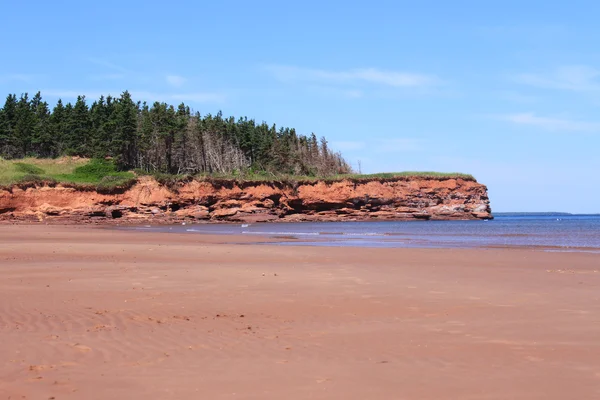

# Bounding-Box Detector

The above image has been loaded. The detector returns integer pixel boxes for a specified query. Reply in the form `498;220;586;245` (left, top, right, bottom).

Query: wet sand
1;225;599;399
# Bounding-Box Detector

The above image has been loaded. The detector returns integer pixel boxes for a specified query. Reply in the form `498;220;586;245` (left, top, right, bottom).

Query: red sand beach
1;225;599;399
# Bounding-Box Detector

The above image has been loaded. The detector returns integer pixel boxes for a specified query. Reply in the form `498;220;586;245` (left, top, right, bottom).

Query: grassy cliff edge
1;157;476;190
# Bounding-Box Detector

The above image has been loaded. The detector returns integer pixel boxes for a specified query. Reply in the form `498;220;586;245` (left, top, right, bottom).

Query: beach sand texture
1;226;599;399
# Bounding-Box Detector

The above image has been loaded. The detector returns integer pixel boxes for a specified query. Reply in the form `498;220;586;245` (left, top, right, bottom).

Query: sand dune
1;226;599;399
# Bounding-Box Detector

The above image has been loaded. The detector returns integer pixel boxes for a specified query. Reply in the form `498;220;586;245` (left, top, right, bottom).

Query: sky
1;1;599;213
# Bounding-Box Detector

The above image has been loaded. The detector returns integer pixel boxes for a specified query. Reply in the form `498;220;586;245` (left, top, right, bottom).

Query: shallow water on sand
125;214;600;251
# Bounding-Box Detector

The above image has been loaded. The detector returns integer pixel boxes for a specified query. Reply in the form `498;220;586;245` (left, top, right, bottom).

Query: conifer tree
31;93;53;157
0;94;18;156
0;91;352;176
14;93;35;157
65;96;91;155
113;91;138;168
89;96;108;157
49;99;67;155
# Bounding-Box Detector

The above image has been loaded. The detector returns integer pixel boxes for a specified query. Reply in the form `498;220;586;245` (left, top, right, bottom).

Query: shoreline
3;220;600;253
117;222;600;253
1;225;599;399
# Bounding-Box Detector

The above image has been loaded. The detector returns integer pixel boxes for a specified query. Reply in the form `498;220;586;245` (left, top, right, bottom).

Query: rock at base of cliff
235;213;279;223
472;212;493;220
37;203;67;216
211;207;241;219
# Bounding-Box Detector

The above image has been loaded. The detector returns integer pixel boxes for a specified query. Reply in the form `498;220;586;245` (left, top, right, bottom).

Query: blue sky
1;1;599;213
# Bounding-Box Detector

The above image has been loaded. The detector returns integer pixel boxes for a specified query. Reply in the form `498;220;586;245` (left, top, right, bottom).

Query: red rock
212;207;240;218
215;199;241;209
236;213;279;223
37;203;65;216
0;176;493;223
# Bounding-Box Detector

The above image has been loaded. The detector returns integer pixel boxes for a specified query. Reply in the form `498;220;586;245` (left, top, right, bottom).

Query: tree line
0;91;352;176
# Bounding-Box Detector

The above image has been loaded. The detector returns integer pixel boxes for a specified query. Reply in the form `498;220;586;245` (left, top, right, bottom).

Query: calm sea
128;214;600;252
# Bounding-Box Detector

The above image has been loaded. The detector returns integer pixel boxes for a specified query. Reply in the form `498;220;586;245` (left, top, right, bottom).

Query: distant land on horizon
493;212;600;216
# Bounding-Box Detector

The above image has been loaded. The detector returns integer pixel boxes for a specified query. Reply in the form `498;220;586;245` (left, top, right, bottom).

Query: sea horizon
122;213;600;252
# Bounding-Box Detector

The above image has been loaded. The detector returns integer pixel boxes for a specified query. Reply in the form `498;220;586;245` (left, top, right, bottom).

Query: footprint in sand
72;343;92;353
525;355;544;362
87;324;114;332
29;364;55;372
316;378;332;383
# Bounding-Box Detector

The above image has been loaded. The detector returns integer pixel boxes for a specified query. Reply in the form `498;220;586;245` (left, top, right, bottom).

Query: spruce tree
0;91;353;176
50;99;67;155
14;93;35;157
137;102;153;171
0;94;18;157
89;96;107;157
31;92;53;157
65;96;91;155
113;91;138;168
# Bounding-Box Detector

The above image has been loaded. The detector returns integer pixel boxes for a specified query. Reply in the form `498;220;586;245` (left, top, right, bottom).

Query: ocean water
127;214;600;252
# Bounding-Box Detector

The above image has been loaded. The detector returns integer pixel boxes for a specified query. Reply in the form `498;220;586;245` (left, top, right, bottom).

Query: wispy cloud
40;89;226;104
41;90;109;100
0;73;38;84
161;91;225;103
330;141;366;151
306;85;363;99
478;24;567;41
497;90;539;104
500;112;600;132
166;75;186;87
331;138;424;154
87;58;130;73
265;65;439;88
374;138;423;152
513;65;600;91
89;73;125;81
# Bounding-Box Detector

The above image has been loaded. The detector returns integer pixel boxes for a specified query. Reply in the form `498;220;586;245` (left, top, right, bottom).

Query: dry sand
1;225;599;399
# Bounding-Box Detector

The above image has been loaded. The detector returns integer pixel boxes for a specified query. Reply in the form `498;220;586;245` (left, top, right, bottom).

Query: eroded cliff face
0;176;492;223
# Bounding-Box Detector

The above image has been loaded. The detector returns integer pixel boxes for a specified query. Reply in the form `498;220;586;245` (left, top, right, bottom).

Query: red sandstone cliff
0;176;492;223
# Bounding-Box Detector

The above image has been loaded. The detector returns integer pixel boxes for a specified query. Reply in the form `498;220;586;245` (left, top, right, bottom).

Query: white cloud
478;24;567;41
497;90;539;104
514;65;600;91
331;138;424;154
374;138;423;152
166;75;186;87
500;112;600;132
41;90;109;100
168;92;225;103
306;85;363;99
87;58;129;73
0;74;37;83
330;141;366;151
89;73;125;81
40;90;226;104
265;65;439;88
130;91;226;104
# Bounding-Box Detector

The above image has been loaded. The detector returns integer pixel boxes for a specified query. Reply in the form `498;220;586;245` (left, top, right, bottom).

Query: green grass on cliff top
336;171;475;180
0;157;136;190
191;171;476;182
0;157;475;187
0;157;86;184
